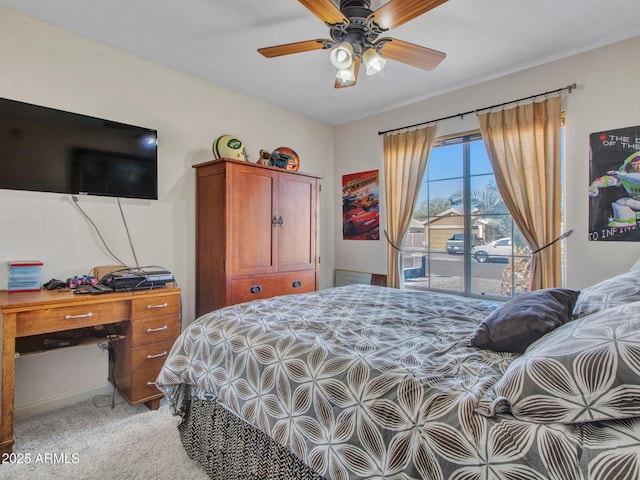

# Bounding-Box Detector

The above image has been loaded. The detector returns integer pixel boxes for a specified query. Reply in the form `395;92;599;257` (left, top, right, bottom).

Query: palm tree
449;183;512;240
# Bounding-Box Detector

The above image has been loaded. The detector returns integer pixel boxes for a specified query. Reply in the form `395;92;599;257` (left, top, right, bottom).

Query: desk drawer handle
147;303;168;309
64;312;93;320
146;351;168;360
146;325;169;333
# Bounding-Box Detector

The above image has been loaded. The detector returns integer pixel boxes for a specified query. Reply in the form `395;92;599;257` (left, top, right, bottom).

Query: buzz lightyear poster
589;125;640;241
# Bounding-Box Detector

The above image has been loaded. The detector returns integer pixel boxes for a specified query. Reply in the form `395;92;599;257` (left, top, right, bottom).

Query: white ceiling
2;0;640;125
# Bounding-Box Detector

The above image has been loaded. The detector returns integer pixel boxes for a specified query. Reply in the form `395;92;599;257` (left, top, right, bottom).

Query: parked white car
471;237;512;263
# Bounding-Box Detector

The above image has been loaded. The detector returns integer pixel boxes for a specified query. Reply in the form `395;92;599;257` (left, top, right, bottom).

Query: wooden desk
0;287;181;455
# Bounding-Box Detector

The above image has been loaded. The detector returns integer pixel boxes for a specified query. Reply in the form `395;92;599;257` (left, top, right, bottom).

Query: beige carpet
2;395;209;480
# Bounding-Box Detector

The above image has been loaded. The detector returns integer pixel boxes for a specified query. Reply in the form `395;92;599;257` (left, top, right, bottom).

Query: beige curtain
383;126;437;288
478;96;562;290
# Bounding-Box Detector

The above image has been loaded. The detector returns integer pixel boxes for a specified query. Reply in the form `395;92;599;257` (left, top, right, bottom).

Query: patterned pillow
572;270;640;318
479;301;640;424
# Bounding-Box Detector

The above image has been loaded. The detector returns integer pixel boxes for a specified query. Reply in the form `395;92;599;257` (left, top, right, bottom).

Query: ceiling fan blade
258;39;331;58
298;0;348;25
334;58;361;89
379;38;446;71
369;0;448;30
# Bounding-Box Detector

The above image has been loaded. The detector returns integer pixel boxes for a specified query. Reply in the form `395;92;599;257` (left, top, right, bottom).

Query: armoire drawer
229;271;316;305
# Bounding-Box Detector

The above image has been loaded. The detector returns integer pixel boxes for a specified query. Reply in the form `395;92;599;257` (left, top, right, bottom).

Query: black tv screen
0;97;158;200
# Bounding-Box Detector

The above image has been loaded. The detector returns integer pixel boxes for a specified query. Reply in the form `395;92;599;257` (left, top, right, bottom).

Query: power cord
117;197;140;268
94;325;124;409
70;195;128;267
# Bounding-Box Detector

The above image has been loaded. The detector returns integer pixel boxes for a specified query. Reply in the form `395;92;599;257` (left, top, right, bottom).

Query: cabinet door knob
272;215;278;226
278;215;284;227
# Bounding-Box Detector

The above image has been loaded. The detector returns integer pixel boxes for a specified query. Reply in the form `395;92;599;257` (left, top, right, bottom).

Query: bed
156;275;640;480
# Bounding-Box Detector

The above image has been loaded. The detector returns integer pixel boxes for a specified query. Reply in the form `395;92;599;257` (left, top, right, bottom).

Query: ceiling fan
258;0;448;89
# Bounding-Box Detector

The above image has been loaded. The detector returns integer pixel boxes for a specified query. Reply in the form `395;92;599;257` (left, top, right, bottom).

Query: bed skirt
177;397;326;480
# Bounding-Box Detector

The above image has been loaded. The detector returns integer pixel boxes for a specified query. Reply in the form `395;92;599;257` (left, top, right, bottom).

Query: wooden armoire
194;158;320;316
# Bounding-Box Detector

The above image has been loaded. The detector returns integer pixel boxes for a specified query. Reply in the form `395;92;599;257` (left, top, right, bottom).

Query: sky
417;139;494;203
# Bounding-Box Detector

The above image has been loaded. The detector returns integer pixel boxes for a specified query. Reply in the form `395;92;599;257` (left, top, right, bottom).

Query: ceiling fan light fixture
329;41;354;69
335;63;356;83
362;47;386;75
258;0;450;89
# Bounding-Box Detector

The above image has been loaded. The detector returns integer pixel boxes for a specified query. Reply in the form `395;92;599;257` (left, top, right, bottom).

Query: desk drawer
130;314;180;347
16;301;128;337
131;294;180;320
129;339;176;401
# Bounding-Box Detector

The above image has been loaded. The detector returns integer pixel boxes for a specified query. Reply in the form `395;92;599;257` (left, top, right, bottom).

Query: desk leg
0;313;16;456
144;398;161;410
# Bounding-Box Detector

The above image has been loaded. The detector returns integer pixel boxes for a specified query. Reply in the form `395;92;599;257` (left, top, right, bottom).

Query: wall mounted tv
0;97;158;200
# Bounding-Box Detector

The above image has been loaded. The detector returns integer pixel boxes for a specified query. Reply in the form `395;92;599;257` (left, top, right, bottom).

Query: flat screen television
0;96;158;200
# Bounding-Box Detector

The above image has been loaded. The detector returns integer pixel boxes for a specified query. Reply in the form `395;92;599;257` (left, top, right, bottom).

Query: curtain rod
378;83;577;136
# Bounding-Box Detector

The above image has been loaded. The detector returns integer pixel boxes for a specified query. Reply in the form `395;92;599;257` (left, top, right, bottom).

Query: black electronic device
102;267;175;291
43;278;67;290
0;96;158;200
43;338;78;349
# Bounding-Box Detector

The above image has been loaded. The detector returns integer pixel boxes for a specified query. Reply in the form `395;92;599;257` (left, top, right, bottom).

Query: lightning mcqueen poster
342;170;380;240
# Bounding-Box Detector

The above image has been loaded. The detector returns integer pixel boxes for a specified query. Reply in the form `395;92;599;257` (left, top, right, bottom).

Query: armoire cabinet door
227;164;279;276
194;158;320;313
278;172;318;272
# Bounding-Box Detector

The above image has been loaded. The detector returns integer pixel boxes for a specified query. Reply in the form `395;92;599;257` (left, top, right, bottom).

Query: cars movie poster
589;125;640;242
342;169;380;240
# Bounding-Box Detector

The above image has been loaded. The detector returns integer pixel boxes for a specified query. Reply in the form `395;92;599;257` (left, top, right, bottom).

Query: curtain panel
383;126;436;288
478;96;563;290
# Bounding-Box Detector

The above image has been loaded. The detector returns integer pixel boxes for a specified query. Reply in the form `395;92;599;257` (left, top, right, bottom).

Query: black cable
93;324;123;409
117;198;140;268
70;195;128;267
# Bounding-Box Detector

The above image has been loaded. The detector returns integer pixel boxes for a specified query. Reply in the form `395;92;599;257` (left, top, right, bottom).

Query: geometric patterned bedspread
157;285;640;480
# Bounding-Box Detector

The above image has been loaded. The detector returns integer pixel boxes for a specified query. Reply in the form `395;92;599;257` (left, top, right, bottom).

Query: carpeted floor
2;395;210;480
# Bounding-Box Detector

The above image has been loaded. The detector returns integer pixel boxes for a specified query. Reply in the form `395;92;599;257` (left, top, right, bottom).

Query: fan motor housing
340;0;372;18
332;0;378;49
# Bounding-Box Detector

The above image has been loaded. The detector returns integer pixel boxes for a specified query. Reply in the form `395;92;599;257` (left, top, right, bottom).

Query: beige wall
0;8;335;416
334;35;640;289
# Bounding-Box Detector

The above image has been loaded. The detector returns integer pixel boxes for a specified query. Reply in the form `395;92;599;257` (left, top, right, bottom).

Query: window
403;132;531;299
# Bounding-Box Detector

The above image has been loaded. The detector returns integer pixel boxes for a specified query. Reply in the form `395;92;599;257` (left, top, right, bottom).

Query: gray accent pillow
470;288;579;353
478;302;640;424
572;270;640;318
